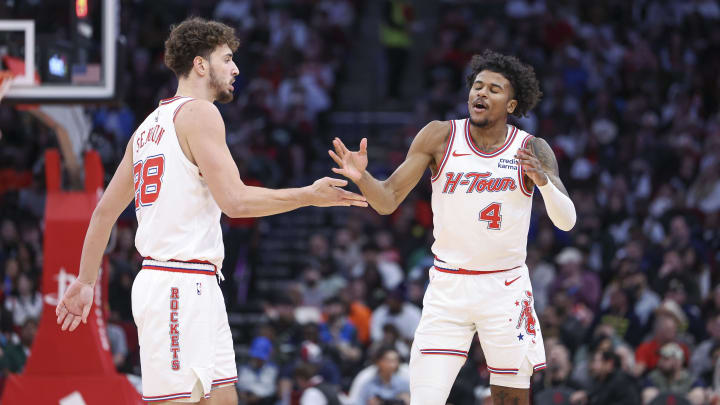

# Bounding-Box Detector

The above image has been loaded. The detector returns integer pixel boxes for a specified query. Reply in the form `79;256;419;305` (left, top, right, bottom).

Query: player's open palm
56;280;94;332
308;177;368;207
328;137;368;183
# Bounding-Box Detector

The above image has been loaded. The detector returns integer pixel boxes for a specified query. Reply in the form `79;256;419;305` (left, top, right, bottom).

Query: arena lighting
76;0;88;18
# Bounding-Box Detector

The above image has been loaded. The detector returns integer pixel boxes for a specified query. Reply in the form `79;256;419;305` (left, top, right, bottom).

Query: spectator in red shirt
635;301;691;376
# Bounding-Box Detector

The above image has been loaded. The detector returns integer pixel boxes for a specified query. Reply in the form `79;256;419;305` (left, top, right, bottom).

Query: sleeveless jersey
132;96;224;270
430;118;534;271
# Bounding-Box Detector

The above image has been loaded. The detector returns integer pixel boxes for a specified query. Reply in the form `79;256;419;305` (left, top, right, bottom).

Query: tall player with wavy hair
55;17;366;404
330;50;576;405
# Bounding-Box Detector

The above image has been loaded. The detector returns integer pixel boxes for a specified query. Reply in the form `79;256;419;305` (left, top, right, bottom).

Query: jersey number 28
133;154;165;209
479;202;502;230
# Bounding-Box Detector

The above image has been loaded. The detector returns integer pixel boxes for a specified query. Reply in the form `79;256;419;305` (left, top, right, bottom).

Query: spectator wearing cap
643;342;706;405
370;288;421;343
635;301;691;376
549;247;601;310
237;336;278;405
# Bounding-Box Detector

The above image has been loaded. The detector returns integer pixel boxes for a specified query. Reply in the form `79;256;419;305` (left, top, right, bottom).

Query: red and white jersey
132;96;224;271
430;118;534;271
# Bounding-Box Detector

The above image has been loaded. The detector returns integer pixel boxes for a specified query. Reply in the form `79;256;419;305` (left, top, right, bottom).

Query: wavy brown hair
466;50;542;117
164;17;240;78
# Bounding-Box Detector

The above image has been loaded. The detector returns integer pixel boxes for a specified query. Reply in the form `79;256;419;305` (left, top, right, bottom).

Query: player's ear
193;56;207;76
507;99;518;114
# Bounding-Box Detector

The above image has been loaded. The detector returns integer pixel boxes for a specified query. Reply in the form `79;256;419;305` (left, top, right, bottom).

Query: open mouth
472;101;487;113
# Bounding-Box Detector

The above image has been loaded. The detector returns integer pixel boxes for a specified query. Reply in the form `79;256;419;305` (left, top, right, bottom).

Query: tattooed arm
516;137;576;231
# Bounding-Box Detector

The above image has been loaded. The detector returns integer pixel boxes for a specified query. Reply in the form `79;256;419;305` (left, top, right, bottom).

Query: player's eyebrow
474;80;504;90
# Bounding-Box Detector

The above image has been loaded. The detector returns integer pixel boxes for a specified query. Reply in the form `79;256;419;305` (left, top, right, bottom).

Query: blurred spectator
341;281;372;346
368;323;409;362
106;320;129;371
571;349;641;405
294;361;342;405
3;273;41;326
352;242;404;291
532;342;584;404
549;247;601;311
690;312;720;385
354;347;410;405
237;336;278;405
370;289;420;343
591;286;644;346
318;296;362;366
635;302;691;376
379;0;414;101
642;342;706;405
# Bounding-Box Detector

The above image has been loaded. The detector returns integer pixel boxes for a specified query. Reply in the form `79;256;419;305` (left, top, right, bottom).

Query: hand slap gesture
55;279;94;332
308;177;368;207
515;147;549;187
328;137;368;183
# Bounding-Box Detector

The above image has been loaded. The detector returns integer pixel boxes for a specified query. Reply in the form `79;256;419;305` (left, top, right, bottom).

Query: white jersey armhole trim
430;120;456;183
169;98;202;174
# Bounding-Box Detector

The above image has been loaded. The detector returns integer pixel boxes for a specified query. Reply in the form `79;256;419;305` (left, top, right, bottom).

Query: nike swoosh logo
452;151;471;157
505;276;521;286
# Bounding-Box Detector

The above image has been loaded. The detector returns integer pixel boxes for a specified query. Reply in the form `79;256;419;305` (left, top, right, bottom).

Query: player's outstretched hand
328;137;368;183
55;279;94;332
308;177;368;207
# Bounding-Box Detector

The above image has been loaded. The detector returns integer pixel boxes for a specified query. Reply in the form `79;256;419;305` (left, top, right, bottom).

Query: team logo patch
516;291;536;337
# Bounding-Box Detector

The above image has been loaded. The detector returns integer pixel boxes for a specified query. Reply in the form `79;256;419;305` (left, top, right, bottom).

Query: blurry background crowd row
2;0;720;404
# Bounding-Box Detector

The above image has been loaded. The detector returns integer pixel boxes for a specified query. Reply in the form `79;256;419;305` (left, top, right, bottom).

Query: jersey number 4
133;154;165;209
479;202;502;230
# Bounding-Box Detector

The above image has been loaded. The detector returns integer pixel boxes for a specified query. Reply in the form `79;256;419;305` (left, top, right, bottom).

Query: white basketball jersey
132;96;224;270
430;118;534;271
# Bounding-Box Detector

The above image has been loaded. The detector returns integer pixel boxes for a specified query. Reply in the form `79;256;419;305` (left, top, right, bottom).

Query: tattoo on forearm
529;138;569;197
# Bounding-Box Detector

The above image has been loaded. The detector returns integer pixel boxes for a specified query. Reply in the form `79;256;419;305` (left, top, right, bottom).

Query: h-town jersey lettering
430;119;535;271
132;96;224;271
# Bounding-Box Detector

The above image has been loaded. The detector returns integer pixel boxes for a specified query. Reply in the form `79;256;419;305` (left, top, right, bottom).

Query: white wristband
537;178;576;231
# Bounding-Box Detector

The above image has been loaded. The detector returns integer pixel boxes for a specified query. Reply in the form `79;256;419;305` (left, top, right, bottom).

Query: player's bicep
94;138;135;218
384;121;444;202
530;137;569;196
177;101;243;213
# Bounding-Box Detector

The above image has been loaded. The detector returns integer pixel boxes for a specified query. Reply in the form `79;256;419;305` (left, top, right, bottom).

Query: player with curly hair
329;50;576;405
55;17;366;405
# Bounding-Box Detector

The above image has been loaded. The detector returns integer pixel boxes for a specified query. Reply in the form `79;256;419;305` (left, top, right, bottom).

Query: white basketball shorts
411;262;546;387
131;259;237;402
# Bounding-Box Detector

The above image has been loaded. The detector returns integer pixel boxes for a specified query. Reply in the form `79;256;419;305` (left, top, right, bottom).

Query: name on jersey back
135;124;166;152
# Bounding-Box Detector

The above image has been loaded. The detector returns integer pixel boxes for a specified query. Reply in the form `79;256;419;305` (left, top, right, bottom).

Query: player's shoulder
417;120;453;144
175;98;219;118
174;99;223;130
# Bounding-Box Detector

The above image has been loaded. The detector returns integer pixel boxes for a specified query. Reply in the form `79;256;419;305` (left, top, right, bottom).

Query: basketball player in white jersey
54;18;366;404
329;50;576;405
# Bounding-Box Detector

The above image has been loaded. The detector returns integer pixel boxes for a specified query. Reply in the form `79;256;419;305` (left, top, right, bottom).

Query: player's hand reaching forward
328;137;368;182
307;177;368;207
56;279;94;332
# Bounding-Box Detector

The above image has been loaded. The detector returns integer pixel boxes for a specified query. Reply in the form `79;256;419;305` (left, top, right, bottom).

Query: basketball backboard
0;0;118;103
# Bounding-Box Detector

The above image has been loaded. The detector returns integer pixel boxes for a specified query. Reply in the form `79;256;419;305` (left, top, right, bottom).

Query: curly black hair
466;50;542;117
164;17;240;78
